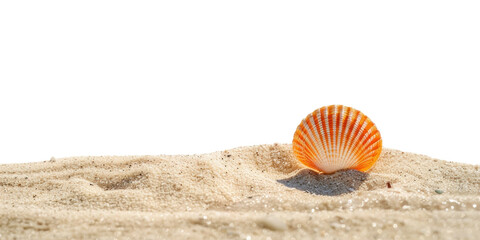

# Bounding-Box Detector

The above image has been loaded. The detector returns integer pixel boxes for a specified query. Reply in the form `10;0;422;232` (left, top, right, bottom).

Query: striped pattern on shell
292;105;382;174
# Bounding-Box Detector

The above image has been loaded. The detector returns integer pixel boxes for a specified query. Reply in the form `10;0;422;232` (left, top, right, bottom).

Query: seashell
292;105;382;174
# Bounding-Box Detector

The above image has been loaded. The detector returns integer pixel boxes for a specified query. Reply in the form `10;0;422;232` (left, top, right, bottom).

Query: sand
0;144;479;239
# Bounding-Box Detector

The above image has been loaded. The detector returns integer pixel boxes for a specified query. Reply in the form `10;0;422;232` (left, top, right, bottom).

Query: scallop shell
292;105;382;174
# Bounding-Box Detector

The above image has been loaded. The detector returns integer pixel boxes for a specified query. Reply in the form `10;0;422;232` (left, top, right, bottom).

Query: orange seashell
292;105;382;174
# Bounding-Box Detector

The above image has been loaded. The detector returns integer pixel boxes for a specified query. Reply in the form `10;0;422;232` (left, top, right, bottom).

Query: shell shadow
277;169;368;196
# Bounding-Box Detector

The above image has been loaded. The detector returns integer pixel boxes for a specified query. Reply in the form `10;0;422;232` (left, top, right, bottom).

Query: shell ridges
292;105;382;174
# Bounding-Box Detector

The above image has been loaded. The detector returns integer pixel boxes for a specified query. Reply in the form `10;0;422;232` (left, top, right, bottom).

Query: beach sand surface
1;144;479;239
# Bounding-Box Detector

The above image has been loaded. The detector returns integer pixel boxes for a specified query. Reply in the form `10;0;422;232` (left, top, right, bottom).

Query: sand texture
1;144;479;239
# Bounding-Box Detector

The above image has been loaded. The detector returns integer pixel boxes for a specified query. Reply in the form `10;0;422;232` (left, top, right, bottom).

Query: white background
0;1;479;165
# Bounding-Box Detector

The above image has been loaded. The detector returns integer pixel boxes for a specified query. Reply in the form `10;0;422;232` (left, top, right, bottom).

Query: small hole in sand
94;172;147;191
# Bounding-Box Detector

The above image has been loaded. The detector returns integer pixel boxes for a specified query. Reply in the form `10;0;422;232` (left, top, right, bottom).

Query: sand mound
1;144;479;239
